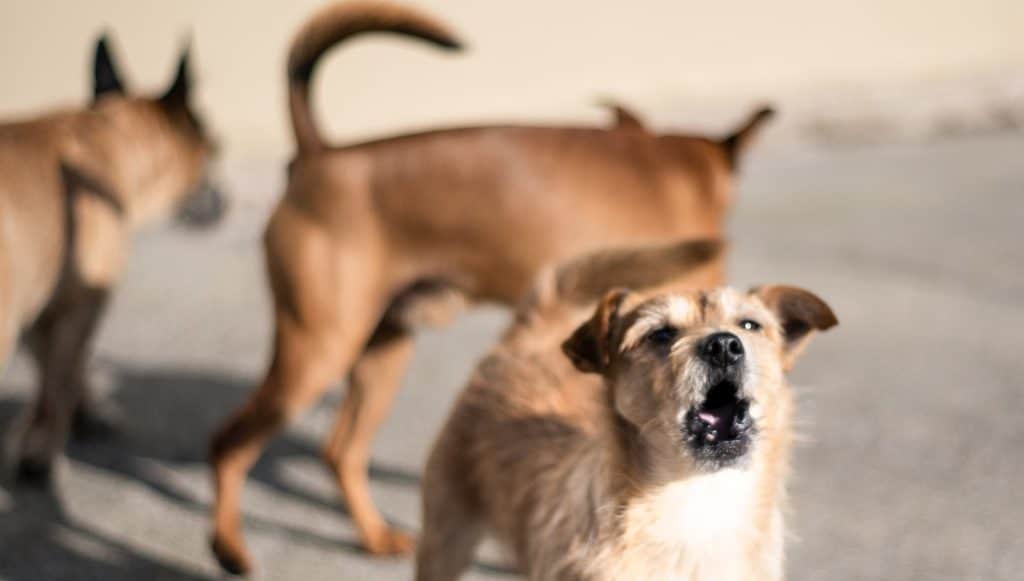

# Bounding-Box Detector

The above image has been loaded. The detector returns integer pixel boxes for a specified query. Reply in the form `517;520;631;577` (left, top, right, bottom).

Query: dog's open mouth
684;379;754;467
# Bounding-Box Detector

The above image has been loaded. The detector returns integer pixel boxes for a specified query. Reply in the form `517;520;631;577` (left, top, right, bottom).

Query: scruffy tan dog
208;2;773;571
416;241;837;581
0;35;223;483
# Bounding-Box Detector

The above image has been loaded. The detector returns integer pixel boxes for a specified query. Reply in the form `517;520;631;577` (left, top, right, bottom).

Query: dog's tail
523;239;724;317
719;105;775;170
287;1;463;153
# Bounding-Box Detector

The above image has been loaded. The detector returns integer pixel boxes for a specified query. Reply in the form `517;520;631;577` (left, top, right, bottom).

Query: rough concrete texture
1;134;1022;580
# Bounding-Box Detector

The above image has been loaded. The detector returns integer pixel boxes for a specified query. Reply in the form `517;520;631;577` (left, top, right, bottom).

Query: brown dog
417;241;837;581
208;1;773;572
0;35;223;483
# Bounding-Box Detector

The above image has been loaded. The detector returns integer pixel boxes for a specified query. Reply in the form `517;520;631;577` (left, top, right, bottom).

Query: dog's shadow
0;486;217;581
64;366;420;514
0;366;517;578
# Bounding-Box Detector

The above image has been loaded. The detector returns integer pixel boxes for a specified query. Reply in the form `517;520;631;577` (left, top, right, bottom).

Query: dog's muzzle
683;332;755;468
176;180;227;229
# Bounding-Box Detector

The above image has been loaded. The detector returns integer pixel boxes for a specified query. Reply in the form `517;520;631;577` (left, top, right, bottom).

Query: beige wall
3;0;1023;158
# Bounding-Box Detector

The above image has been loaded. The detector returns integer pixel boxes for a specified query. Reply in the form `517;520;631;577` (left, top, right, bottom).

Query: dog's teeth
750;403;763;421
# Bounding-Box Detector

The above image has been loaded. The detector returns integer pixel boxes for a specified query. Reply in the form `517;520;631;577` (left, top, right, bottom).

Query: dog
208;1;774;572
416;240;837;581
0;34;223;483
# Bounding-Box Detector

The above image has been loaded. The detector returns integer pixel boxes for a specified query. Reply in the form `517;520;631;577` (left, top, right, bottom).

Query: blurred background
1;1;1022;580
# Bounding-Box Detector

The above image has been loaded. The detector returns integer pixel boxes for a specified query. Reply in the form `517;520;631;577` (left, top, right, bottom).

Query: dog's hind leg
209;297;381;573
15;288;108;485
209;223;385;574
324;319;415;555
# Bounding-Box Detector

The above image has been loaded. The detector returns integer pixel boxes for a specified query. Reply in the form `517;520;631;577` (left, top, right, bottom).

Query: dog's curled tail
523;239;724;317
720;105;775;170
287;1;463;153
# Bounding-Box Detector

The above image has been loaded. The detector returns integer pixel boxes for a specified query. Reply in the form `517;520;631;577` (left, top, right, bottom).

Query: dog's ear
563;289;631;374
160;40;192;107
751;285;837;370
599;100;647;132
720;105;775;170
93;34;126;102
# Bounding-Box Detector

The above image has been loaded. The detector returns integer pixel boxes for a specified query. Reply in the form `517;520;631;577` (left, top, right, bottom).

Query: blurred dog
416;241;837;581
0;35;224;483
208;1;773;571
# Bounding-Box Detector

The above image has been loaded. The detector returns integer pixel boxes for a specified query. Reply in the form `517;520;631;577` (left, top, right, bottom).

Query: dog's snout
699;332;744;368
176;181;227;229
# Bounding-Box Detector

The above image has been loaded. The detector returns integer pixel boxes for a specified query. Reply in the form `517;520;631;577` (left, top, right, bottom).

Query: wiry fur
417;244;836;581
208;1;775;571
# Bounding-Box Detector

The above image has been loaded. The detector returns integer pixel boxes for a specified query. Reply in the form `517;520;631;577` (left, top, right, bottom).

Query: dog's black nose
699;332;744;367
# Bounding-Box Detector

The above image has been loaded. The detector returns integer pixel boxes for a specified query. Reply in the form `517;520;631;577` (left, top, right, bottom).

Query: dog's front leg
16;288;109;485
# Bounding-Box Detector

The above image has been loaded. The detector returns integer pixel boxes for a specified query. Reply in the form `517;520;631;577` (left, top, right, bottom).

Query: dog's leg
16;289;108;485
416;450;484;581
324;321;415;555
70;388;121;441
209;301;379;574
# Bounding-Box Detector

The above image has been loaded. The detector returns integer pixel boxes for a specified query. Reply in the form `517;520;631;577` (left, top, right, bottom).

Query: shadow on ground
0;486;216;581
0;366;515;579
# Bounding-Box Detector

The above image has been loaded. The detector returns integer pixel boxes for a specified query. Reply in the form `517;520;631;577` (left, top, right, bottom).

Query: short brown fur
207;2;773;572
0;35;220;482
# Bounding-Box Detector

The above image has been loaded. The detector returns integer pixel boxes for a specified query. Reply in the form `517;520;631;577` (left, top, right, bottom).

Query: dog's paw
363;528;416;556
211;533;253;576
14;457;54;489
71;403;123;442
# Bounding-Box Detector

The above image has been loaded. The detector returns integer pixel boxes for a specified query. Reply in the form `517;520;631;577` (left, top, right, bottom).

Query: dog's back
0;113;80;333
276;1;773;304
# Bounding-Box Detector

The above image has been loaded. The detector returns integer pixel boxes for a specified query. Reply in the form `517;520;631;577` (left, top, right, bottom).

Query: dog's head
90;34;226;229
656;106;775;240
563;285;836;471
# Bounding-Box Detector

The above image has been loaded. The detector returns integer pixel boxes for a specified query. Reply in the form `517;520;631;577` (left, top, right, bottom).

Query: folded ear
562;289;631;374
161;39;192;106
93;34;126;101
751;285;837;370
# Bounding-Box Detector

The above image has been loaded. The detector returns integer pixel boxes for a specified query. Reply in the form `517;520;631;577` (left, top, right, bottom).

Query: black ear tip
177;32;194;61
93;30;126;99
94;31;115;54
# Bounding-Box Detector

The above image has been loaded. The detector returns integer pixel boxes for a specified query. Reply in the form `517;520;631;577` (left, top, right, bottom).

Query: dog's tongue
698;403;735;430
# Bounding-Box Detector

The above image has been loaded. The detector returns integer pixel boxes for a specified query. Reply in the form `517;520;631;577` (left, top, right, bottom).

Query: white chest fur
591;469;763;581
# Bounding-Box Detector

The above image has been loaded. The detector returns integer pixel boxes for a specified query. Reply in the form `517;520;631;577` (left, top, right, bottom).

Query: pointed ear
752;285;837;370
598;100;647;132
160;40;192;106
720;105;775;170
93;34;126;101
562;289;631;374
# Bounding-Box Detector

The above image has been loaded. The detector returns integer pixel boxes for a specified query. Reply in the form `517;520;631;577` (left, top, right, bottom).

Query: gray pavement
1;134;1022;580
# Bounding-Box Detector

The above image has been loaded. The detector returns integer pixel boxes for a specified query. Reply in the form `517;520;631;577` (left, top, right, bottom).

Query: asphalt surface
1;134;1022;580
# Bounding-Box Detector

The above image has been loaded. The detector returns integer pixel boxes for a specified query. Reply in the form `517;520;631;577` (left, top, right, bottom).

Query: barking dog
208;1;773;572
0;34;223;483
416;242;837;581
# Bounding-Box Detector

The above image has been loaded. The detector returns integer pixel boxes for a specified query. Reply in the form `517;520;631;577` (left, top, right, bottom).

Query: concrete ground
1;134;1022;580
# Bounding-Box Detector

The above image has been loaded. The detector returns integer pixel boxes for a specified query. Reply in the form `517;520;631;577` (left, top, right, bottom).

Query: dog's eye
739;319;762;332
646;326;678;346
